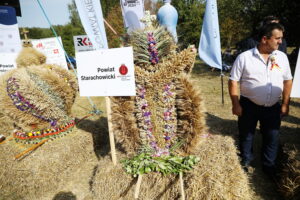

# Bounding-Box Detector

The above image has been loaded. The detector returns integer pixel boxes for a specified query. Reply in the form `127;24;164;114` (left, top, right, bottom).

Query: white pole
179;172;185;200
134;174;143;199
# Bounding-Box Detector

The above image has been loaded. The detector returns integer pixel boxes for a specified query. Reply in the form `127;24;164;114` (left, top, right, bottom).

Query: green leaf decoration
121;153;199;177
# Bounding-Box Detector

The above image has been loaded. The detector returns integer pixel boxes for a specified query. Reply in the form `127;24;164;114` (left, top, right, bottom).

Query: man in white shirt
229;23;293;176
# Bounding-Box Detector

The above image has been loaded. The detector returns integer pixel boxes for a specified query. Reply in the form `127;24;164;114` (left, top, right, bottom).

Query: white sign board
76;47;136;96
0;53;17;75
291;49;300;98
31;37;68;69
73;35;95;52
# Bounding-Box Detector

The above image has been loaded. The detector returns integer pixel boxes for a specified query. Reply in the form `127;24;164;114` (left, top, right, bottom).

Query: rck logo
77;37;92;46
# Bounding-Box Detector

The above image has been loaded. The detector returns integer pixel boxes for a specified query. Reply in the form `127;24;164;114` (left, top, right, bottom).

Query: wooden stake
103;19;118;36
179;172;185;200
21;28;29;40
221;72;224;105
134;174;143;199
105;97;117;166
0;136;13;145
15;139;48;160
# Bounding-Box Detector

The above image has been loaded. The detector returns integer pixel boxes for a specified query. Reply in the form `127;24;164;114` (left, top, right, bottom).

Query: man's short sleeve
283;55;293;80
230;54;244;81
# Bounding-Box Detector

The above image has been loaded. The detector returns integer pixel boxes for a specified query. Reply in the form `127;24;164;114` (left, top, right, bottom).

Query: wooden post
102;21;121;165
179;172;185;200
134;174;143;199
15;139;48;160
105;97;117;166
21;28;29;40
103;19;118;36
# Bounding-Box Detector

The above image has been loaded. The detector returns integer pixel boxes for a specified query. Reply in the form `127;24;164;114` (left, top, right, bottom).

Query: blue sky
17;0;72;28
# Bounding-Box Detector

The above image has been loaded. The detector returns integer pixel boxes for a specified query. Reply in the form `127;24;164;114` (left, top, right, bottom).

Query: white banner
291;48;300;98
0;53;17;75
0;6;21;75
76;47;136;96
73;35;95;52
0;6;22;54
75;0;108;49
31;37;68;69
120;0;145;32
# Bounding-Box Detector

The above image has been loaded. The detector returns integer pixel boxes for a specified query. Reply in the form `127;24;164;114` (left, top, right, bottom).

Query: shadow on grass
290;99;300;108
205;112;238;137
119;178;136;198
89;164;100;195
280;126;300;144
154;178;178;200
75;116;127;159
53;191;76;200
75;116;110;159
281;114;300;125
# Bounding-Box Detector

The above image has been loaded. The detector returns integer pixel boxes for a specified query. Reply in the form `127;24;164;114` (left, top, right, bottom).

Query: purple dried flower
147;32;159;65
50;120;57;126
143;111;151;117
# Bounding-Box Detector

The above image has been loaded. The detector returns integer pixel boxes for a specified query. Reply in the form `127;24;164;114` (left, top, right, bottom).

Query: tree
68;0;84;31
55;24;85;57
235;0;300;46
218;0;251;47
144;0;162;14
170;0;205;48
19;27;52;40
105;4;125;48
261;0;300;46
100;0;120;17
158;0;248;48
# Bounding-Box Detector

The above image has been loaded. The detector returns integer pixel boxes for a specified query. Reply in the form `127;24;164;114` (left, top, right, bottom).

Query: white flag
291;48;300;98
198;0;222;70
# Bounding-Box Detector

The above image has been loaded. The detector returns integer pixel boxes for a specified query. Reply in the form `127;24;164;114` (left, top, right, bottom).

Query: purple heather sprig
147;32;159;64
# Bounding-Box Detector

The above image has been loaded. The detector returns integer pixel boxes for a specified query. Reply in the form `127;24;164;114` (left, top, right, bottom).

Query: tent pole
221;71;224;105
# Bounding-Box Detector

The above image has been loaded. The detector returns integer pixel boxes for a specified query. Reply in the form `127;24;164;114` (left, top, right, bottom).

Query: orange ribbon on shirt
270;63;281;71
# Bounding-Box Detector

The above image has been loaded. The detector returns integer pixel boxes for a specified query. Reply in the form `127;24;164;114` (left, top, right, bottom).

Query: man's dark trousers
238;96;281;168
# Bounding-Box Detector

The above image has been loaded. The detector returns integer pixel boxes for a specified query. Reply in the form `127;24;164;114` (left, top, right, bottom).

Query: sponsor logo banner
120;0;145;32
73;35;95;52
